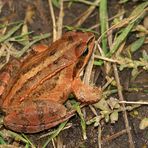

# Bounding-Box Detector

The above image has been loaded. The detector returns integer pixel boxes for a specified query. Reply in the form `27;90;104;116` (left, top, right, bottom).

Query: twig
57;0;64;39
94;54;118;63
83;44;95;84
102;128;129;143
115;42;125;57
89;104;98;116
98;125;102;148
52;139;56;148
56;136;64;148
82;44;99;117
119;101;148;105
48;0;57;41
97;43;112;75
113;64;135;148
102;77;114;90
97;43;105;56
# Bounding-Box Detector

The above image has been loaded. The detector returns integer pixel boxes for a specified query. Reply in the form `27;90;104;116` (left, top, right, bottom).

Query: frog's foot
3;99;69;133
72;78;102;104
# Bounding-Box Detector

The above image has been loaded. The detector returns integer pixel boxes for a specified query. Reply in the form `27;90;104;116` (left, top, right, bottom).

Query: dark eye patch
82;36;94;56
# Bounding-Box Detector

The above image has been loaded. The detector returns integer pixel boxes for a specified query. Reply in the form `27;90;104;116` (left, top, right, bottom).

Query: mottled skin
0;31;102;133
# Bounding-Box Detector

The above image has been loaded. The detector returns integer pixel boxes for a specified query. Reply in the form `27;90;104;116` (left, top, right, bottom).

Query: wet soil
0;0;147;147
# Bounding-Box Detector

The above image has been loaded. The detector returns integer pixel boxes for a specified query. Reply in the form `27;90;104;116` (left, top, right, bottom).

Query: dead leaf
139;118;148;130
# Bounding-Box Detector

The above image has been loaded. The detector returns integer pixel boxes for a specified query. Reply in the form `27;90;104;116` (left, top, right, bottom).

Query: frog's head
66;31;95;77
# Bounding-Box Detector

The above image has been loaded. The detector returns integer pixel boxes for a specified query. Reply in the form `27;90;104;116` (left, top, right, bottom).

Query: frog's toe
4;99;67;133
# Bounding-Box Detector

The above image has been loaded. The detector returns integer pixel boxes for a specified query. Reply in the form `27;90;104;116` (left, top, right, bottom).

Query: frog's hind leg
3;99;71;133
72;78;102;104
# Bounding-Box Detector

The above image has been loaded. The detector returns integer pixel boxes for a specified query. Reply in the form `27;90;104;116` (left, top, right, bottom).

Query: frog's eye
82;47;89;56
82;36;94;56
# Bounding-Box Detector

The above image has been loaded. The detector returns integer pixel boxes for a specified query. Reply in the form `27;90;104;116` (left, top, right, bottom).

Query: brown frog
0;31;102;133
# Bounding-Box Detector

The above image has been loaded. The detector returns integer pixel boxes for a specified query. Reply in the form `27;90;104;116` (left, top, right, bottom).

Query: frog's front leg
72;78;102;104
3;99;70;133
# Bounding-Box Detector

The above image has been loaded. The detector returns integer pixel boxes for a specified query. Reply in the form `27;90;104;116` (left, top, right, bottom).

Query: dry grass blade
90;10;125;30
82;43;99;130
98;125;102;148
56;136;64;148
119;101;148;105
64;0;98;6
94;55;118;63
83;44;95;84
48;0;57;41
113;64;135;148
75;0;100;27
57;0;64;39
102;128;129;143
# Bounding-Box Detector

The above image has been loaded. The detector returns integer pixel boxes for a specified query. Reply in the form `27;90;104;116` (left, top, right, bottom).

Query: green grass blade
42;120;68;148
129;2;148;18
0;23;23;43
7;131;29;144
13;33;51;58
0;136;6;144
72;101;87;140
9;31;34;45
25;143;30;148
52;0;60;8
109;2;148;56
109;22;134;56
0;21;23;29
99;0;108;54
93;60;103;66
22;134;36;148
130;36;145;53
